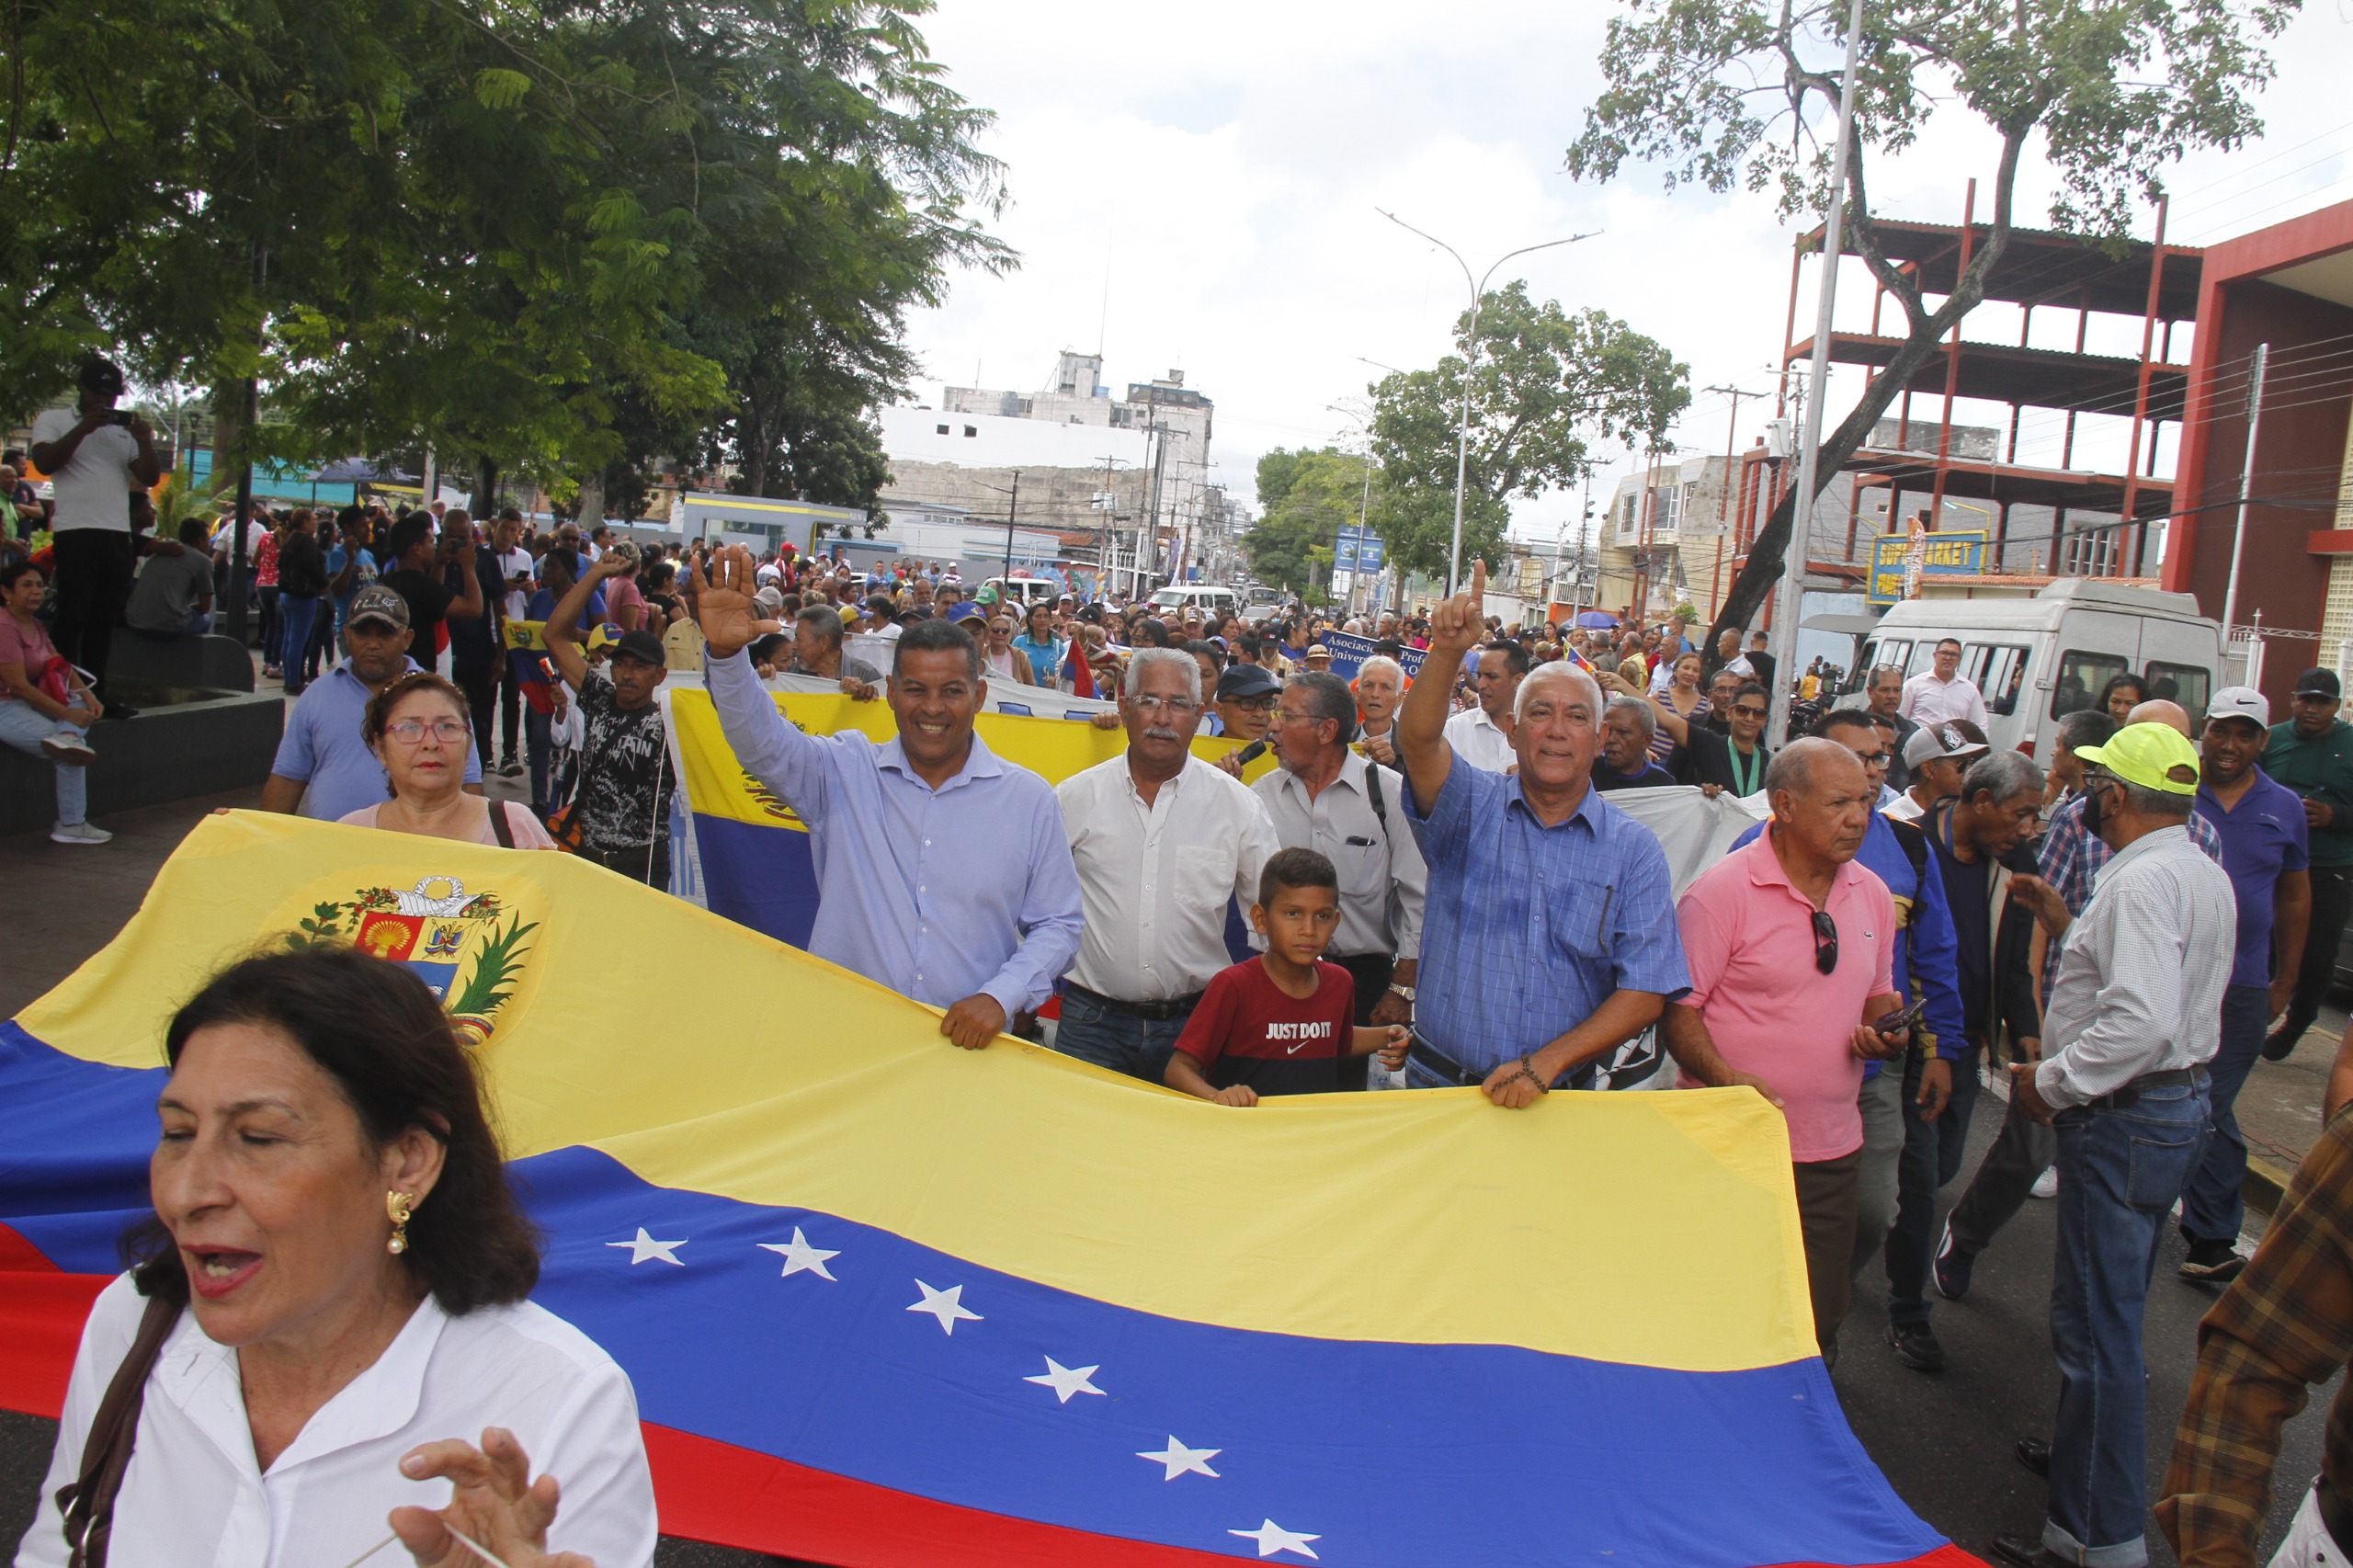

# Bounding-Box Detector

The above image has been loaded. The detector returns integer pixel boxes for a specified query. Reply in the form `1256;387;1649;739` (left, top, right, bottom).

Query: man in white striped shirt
1989;722;2234;1568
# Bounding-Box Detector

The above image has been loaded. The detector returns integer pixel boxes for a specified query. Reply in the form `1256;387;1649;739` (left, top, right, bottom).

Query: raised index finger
1468;559;1486;601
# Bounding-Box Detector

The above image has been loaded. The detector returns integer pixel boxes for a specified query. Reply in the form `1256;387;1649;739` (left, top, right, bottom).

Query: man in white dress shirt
1899;638;1990;729
1990;722;2234;1568
1257;671;1428;1084
1056;647;1281;1082
1442;640;1524;773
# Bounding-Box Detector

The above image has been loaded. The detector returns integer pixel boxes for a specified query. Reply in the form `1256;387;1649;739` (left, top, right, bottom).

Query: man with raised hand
691;545;1083;1049
1393;561;1687;1107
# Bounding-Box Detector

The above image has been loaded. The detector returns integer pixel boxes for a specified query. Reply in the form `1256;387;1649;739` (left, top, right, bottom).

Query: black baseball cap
1215;663;1281;700
2294;666;2341;699
78;358;125;396
612;630;666;667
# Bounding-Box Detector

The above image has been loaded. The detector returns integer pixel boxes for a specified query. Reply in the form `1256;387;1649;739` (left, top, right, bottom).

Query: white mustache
1143;727;1182;743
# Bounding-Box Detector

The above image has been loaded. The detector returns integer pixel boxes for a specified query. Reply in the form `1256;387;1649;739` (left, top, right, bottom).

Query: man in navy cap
543;554;675;884
1211;662;1279;762
2264;665;2353;1062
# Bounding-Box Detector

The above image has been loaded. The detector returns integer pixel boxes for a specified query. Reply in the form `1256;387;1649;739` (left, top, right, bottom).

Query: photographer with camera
27;358;161;710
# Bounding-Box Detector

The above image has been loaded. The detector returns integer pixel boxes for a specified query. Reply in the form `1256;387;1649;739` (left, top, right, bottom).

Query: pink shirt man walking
1665;737;1909;1364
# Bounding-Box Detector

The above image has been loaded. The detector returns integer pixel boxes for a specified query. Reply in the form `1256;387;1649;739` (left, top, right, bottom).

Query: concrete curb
2245;1153;2298;1216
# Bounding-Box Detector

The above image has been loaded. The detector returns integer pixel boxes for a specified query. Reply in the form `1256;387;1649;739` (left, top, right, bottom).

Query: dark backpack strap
57;1291;180;1568
490;800;516;849
1362;756;1389;838
1885;815;1930;888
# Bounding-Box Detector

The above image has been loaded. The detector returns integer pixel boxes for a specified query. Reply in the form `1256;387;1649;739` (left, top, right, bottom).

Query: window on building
935;424;949;436
963;425;978;437
1654;485;1680;535
2144;661;2211;728
2052;649;2128;720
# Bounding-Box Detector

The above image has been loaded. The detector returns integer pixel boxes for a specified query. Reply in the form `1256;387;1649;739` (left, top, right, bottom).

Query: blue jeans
1052;992;1191;1084
0;700;91;824
2043;1074;2210;1567
1886;1044;1983;1325
2181;985;2270;1246
278;594;321;694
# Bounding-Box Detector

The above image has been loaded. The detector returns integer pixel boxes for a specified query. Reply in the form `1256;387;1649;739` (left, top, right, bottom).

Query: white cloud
904;0;2353;541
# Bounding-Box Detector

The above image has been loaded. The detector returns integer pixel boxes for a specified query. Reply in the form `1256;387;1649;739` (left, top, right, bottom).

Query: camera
105;410;135;427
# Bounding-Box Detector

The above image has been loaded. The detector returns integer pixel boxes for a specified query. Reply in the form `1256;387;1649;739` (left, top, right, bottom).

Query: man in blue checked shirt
1393;562;1688;1107
1733;710;1967;1300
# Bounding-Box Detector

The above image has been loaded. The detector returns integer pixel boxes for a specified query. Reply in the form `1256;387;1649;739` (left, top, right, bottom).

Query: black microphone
1234;739;1269;766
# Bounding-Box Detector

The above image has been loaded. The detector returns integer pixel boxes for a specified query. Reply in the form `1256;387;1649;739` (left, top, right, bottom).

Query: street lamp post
1378;212;1595;596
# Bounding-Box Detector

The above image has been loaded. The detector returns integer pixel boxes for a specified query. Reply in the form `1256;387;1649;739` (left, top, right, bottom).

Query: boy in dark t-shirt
1166;848;1410;1105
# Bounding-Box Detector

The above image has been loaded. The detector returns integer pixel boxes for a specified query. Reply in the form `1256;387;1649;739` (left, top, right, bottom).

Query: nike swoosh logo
1285;1041;1306;1055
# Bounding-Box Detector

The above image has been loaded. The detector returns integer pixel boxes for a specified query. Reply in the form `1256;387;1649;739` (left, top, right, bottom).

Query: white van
983;576;1063;610
1830;579;2222;767
1147;585;1242;620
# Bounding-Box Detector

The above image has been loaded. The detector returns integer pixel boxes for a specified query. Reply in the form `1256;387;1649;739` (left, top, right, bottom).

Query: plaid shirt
2158;1109;2353;1565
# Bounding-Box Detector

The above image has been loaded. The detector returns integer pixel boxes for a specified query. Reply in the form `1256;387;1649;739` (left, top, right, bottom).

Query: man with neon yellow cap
1988;721;2236;1568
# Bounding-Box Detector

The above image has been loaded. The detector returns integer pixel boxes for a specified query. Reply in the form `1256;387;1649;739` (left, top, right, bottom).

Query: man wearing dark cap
28;358;162;705
1211;661;1279;752
543;554;676;885
261;584;484;821
2261;665;2353;1059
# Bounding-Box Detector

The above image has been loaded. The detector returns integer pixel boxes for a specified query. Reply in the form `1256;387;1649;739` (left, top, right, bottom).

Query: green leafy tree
1245;448;1371;597
1567;0;2294;663
1367;282;1688;584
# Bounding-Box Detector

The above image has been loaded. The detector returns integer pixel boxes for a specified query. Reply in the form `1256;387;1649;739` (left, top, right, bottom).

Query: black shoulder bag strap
1362;755;1390;839
57;1291;180;1568
490;799;517;849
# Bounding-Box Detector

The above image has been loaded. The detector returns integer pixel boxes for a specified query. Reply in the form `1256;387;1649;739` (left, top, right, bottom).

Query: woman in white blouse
20;946;654;1568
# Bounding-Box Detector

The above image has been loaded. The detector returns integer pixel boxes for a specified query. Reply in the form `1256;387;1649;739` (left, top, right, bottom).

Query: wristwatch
1386;983;1416;1001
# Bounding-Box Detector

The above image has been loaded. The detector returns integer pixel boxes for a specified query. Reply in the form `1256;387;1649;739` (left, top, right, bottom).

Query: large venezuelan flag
0;813;1974;1567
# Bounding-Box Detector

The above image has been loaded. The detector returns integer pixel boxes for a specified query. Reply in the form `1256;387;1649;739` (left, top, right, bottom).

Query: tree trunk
575;471;606;531
472;455;499;517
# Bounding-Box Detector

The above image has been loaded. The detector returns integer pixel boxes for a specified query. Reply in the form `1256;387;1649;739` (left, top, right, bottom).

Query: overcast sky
902;0;2353;545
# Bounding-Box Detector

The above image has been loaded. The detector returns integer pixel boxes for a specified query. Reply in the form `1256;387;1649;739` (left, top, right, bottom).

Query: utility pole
1704;384;1766;636
1764;0;1866;747
2221;343;2270;643
1000;470;1022;581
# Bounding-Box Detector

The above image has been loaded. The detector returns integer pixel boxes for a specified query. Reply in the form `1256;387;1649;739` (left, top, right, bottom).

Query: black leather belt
1062;982;1205;1023
2086;1065;2209;1112
1408;1033;1593;1091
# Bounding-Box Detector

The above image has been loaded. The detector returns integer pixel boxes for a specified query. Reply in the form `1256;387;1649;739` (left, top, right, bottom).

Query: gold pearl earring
386;1191;414;1256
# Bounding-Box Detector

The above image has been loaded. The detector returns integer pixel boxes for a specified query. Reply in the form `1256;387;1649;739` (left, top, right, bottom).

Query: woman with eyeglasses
981;616;1037;685
340;673;557;848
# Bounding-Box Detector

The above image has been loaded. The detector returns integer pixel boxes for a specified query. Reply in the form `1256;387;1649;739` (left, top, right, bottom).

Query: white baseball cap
1904;721;1991;769
2206;686;2270;729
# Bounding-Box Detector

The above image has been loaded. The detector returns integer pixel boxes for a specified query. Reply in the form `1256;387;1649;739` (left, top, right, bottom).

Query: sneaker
2179;1237;2247;1284
1887;1321;1946;1372
1933;1221;1973;1301
49;821;112;845
40;733;97;764
2030;1165;2058;1199
498;756;524;778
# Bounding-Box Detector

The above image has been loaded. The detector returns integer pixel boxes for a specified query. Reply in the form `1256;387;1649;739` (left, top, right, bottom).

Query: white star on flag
1135;1436;1220;1480
1229;1519;1320;1559
756;1228;839;1281
1022;1357;1105;1403
605;1228;687;1266
906;1279;982;1335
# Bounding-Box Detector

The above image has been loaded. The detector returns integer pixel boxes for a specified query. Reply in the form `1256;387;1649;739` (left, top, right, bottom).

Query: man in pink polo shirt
1665;736;1909;1364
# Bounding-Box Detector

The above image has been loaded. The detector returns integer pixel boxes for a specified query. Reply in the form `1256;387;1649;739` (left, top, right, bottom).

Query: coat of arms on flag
286;873;540;1047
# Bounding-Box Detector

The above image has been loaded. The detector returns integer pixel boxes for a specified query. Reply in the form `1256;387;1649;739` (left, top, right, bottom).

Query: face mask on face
2081;777;2108;835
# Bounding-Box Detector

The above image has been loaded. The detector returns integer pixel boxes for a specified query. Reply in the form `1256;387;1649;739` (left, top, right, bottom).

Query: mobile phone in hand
1874;998;1927;1040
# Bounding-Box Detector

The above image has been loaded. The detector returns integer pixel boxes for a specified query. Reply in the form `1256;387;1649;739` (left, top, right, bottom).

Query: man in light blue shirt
1394;562;1688;1105
260;584;483;820
695;546;1084;1047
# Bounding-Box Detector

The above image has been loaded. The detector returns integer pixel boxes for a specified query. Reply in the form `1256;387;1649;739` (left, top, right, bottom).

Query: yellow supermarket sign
1868;530;1985;605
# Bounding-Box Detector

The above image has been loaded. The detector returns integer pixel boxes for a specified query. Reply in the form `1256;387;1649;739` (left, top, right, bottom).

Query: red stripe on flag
0;1224;107;1420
